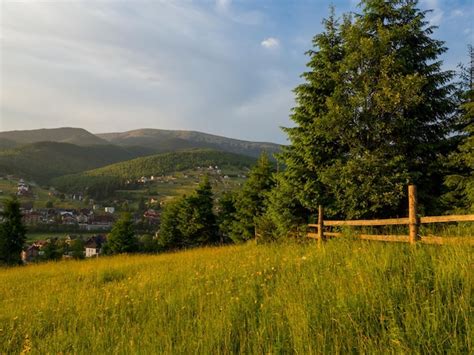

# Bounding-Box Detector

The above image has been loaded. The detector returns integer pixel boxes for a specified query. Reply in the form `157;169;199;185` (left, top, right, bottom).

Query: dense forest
0;142;153;183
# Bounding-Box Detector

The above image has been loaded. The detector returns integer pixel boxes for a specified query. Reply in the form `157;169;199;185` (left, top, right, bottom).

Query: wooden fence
307;185;474;245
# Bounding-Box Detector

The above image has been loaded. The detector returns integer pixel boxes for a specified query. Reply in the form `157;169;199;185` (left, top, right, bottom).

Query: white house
104;207;115;214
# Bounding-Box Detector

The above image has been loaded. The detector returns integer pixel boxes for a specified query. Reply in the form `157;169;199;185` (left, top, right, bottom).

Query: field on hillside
115;168;246;207
0;178;84;209
0;239;471;353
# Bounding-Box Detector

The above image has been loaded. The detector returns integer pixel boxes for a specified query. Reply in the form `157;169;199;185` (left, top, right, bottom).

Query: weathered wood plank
307;232;342;239
420;215;474;224
310;218;410;227
307;232;319;239
325;232;343;237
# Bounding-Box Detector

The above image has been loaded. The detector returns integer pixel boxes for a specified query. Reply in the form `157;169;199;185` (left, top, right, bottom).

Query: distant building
84;235;107;257
104;207;115;214
22;245;40;263
143;209;160;224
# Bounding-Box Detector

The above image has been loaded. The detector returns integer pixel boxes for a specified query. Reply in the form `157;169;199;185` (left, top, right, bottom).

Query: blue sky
1;0;473;144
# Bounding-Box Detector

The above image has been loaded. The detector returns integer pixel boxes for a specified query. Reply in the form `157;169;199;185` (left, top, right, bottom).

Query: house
22;211;42;225
61;214;77;225
82;214;115;231
143;209;160;224
22;245;40;263
17;180;31;196
76;213;89;224
139;176;149;183
104;207;115;214
84;235;107;257
72;193;83;201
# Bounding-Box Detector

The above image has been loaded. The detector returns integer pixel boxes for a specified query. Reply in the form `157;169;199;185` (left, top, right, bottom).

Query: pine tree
444;46;474;212
107;213;137;253
0;198;27;265
230;152;274;242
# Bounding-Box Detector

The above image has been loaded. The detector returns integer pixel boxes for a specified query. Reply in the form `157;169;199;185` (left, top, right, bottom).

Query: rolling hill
52;149;256;198
97;129;281;158
0;142;154;183
0;127;108;147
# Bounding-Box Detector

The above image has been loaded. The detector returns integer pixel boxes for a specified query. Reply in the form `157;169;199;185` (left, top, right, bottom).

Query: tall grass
0;239;471;353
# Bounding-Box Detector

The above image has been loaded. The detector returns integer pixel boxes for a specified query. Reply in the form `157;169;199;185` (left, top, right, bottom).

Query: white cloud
261;37;280;49
420;0;444;26
216;0;231;13
451;9;464;17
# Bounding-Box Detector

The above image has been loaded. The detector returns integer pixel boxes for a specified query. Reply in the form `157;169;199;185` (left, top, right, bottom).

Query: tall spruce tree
0;198;27;265
270;0;456;231
265;9;346;235
177;176;218;246
321;0;456;217
229;152;274;242
444;46;474;212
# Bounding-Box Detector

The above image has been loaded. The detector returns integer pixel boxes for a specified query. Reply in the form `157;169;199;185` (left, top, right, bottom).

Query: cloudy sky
1;0;473;143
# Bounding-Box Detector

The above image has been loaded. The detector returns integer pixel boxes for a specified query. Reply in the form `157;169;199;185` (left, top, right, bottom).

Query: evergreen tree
107;213;137;253
444;46;474;212
157;199;184;250
271;1;456;231
41;238;63;261
158;176;218;249
321;0;456;217
216;191;237;243
177;176;218;246
230;153;274;242
265;9;345;235
70;238;85;259
0;198;27;265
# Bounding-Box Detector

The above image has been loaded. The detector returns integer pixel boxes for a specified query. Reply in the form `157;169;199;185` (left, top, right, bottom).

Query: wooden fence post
318;205;324;241
408;185;420;243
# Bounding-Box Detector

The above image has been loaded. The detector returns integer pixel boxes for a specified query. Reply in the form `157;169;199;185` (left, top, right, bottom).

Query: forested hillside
52;149;257;198
0;142;153;183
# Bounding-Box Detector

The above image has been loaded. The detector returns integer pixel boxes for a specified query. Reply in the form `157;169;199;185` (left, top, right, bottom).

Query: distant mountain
97;129;281;158
52;149;257;198
0;127;108;147
0;141;154;183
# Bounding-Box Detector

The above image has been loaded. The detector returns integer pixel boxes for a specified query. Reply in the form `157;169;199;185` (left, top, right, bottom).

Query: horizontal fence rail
307;185;474;245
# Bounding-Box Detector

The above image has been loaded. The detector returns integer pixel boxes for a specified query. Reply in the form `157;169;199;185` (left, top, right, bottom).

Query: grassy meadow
0;239;472;354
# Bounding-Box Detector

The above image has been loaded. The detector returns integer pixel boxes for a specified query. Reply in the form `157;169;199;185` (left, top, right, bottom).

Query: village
0;177;163;263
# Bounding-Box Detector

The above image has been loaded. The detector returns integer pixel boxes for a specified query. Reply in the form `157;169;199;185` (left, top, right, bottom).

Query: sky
1;0;473;144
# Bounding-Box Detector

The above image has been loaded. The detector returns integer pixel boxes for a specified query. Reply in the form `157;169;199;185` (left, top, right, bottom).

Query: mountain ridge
97;128;281;158
0;127;108;147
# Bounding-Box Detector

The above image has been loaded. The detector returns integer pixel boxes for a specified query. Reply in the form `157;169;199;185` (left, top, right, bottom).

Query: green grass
0;178;85;209
0;239;471;353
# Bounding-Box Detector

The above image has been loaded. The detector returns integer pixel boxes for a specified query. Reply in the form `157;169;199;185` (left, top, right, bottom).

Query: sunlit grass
0;239;472;353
